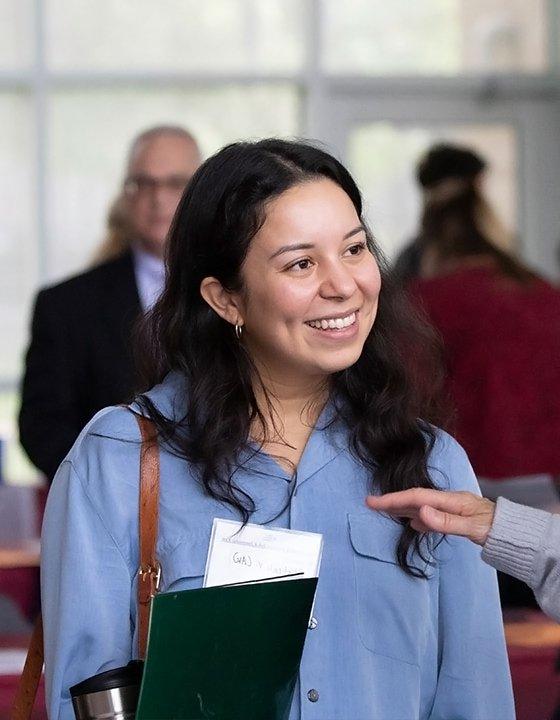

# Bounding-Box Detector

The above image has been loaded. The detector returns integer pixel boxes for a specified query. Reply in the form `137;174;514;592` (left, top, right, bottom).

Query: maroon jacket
409;265;560;479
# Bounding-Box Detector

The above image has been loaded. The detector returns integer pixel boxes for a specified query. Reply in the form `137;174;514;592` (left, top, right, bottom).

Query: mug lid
70;660;144;697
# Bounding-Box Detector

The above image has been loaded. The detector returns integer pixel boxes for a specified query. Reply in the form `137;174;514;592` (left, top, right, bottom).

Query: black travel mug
69;660;144;720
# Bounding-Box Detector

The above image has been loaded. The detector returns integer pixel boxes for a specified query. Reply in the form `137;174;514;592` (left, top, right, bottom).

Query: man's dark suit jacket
19;251;142;480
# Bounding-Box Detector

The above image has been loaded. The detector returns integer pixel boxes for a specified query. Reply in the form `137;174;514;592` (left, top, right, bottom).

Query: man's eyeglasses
123;174;190;197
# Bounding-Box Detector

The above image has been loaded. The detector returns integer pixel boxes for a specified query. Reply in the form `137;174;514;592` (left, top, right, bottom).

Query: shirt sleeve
41;458;135;720
428;434;515;720
482;497;560;622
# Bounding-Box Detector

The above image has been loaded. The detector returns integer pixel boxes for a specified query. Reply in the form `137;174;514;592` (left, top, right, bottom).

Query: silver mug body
71;683;139;720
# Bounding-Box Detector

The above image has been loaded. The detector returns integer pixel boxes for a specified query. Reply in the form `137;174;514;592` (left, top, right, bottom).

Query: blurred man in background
19;125;201;481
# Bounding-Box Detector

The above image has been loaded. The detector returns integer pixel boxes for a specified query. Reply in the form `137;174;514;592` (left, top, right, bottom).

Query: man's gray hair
126;124;201;171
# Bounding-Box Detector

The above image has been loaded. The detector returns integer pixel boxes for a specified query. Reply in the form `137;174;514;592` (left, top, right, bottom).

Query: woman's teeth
306;312;356;330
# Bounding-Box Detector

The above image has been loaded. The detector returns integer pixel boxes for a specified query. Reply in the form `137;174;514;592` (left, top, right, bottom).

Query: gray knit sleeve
481;497;560;622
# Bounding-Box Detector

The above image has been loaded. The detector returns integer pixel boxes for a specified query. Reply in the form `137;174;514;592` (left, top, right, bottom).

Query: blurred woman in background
402;143;560;605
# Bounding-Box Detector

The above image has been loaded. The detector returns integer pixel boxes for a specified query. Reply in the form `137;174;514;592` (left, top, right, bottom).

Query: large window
324;0;548;75
1;0;559;483
47;0;305;72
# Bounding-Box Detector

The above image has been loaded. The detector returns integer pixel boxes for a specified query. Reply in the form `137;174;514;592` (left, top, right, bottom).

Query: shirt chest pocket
160;534;209;594
348;512;435;667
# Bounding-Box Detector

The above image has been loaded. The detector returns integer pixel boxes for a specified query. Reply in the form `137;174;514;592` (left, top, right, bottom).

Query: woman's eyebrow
268;226;365;260
269;243;314;260
343;225;366;240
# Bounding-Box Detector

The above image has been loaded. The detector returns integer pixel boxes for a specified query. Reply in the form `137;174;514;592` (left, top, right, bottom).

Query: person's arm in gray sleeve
367;487;560;622
482;497;560;622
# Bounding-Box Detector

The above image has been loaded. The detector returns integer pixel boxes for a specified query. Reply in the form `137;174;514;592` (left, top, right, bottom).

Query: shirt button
307;689;319;703
308;617;318;630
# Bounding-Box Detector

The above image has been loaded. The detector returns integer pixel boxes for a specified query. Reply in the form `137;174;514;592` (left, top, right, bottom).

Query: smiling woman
40;139;515;719
201;179;380;387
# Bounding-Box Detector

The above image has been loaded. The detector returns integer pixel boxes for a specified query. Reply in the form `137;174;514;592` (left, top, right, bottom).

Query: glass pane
323;0;547;75
0;389;40;485
0;0;33;70
47;0;304;72
48;84;299;281
348;123;517;260
0;94;37;381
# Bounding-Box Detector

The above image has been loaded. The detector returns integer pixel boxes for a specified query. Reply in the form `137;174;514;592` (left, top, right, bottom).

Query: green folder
136;577;318;720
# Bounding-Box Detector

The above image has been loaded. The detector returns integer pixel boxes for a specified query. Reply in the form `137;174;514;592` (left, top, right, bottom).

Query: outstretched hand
366;488;496;546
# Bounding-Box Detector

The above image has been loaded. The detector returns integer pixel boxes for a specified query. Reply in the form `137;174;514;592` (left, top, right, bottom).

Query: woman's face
236;178;381;383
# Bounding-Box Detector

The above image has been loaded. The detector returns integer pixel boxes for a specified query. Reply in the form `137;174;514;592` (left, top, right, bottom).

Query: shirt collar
233;397;346;486
131;243;165;279
135;371;347;485
132;371;188;421
131;243;165;310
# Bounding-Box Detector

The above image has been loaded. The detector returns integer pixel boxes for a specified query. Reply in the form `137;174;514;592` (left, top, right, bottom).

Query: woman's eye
346;242;366;256
287;258;312;271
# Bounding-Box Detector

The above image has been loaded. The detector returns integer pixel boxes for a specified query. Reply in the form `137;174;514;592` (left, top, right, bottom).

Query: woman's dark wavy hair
421;183;536;284
135;138;445;577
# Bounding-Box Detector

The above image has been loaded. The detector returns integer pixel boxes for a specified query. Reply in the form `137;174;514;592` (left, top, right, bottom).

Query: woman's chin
307;350;363;376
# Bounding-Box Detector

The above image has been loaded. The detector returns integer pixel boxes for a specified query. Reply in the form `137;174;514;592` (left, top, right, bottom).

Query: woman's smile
304;309;360;340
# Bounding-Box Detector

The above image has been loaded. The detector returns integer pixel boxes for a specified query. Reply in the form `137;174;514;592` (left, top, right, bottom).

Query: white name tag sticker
203;518;323;588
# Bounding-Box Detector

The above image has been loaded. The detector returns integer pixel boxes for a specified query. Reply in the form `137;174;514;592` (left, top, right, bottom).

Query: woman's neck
250;370;330;450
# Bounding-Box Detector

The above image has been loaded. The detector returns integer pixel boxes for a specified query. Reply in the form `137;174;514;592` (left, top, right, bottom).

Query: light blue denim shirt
41;372;514;720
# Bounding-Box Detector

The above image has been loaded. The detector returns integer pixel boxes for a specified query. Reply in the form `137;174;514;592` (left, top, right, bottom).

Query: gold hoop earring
234;323;243;340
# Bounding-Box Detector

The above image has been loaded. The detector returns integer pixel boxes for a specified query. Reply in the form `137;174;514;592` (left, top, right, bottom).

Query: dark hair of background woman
135;138;445;577
418;144;536;283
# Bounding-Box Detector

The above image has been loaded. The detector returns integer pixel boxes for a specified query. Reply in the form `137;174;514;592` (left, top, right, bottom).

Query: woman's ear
199;276;243;326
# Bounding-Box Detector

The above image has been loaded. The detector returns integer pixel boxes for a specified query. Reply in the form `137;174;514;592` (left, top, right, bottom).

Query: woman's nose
318;261;357;299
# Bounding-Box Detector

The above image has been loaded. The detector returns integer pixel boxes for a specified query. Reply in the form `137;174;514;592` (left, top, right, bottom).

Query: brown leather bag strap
11;411;160;719
10;616;43;720
135;413;161;659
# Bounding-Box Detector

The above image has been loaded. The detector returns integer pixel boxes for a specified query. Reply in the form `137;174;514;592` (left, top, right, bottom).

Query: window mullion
32;0;48;283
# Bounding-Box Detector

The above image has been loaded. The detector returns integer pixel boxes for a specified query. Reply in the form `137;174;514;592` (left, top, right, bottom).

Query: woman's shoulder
59;405;146;514
427;427;480;494
45;406;144;568
68;372;189;471
68;405;142;462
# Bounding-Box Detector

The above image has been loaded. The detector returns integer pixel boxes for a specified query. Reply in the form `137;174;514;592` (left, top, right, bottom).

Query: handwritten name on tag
203;518;323;588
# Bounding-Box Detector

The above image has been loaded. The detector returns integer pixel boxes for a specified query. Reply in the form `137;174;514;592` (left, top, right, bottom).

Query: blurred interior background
1;0;560;486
